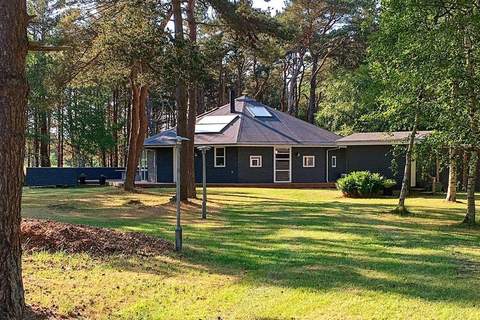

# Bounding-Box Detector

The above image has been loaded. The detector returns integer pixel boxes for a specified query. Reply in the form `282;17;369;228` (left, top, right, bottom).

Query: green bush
383;179;397;189
336;171;395;198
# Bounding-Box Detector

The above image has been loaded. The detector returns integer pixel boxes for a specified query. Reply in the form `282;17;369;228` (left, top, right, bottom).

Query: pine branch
28;41;70;52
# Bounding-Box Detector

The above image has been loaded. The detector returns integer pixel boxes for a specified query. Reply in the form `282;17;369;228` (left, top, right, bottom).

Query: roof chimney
229;89;235;113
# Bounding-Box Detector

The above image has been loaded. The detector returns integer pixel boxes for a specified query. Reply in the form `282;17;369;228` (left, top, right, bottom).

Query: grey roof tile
144;96;341;147
337;131;432;145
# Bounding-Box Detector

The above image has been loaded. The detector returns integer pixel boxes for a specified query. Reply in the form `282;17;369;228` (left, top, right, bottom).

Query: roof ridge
348;130;432;134
264;105;342;141
240;103;302;144
196;103;230;119
234;100;245;144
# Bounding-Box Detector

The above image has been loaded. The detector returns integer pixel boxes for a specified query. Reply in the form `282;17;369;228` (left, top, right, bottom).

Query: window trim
331;155;337;168
303;155;315;168
250;155;263;168
214;147;226;168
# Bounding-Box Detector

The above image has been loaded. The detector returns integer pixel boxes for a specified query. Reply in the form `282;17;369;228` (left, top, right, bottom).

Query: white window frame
214;147;226;168
303;155;315;168
250;155;263;168
331;155;337;168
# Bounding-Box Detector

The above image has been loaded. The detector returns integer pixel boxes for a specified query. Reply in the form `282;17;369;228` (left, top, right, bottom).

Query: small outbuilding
336;131;432;188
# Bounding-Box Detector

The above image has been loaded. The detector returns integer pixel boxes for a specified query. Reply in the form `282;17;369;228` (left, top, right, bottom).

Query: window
303;155;315;168
195;115;238;133
246;105;272;117
214;147;226;167
250;155;262;168
331;156;337;168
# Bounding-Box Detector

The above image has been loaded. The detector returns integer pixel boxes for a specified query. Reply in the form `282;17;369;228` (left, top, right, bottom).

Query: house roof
336;131;432;146
144;96;341;147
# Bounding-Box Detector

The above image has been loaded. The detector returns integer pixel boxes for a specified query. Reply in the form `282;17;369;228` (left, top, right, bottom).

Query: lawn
21;187;480;320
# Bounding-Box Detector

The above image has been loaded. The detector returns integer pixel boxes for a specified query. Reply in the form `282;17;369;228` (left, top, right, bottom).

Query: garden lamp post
170;135;189;252
197;146;211;219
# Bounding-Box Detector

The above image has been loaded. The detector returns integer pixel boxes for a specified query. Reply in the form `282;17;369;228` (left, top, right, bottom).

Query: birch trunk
462;151;469;191
445;148;457;202
462;10;478;224
396;115;418;214
463;151;477;225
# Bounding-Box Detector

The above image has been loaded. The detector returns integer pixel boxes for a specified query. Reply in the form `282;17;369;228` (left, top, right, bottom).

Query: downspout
326;147;341;183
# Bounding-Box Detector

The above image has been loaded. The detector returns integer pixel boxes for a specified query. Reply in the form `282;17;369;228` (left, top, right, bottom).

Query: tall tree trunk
280;59;288;112
27;142;31;167
288;52;303;116
287;72;298;115
197;86;205;114
146;95;155;136
133;86;149;180
112;88;119;167
295;62;305;112
218;59;226;106
462;150;469;191
462;10;478;224
124;91;131;168
39;110;50;167
107;92;113;167
124;78;141;191
396;114;418;214
306;54;319;123
446;148;457;202
173;0;190;200
236;59;243;95
101;150;107;167
33;110;39;167
0;1;28;318
185;0;197;199
124;79;148;191
463;150;477;225
57;104;64;167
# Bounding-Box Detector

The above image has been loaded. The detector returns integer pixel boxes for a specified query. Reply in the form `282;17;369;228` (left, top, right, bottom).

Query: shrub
383;179;397;189
337;171;394;198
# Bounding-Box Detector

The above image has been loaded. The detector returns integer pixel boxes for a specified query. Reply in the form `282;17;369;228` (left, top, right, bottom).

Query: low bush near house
337;171;396;198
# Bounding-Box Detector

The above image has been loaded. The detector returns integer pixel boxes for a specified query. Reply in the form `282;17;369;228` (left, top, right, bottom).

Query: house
144;96;341;185
144;96;430;187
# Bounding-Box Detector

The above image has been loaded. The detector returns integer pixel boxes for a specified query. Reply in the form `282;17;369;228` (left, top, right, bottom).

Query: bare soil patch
24;304;70;320
21;218;173;257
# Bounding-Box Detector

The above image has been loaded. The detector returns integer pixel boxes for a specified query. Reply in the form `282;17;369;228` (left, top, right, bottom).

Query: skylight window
246;105;272;117
198;115;237;124
195;115;238;134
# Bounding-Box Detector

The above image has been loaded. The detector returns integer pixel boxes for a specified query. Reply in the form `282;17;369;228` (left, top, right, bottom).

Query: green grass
22;187;480;319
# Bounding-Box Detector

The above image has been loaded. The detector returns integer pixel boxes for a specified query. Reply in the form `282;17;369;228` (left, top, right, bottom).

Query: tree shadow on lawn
175;198;480;305
24;188;480;307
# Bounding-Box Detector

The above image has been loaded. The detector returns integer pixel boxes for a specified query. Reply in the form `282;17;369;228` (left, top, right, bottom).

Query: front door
274;147;291;183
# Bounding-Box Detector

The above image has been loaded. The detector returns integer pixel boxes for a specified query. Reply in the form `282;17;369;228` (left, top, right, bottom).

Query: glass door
274;147;291;183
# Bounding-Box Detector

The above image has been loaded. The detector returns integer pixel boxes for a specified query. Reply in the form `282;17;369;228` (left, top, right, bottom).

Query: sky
252;0;286;13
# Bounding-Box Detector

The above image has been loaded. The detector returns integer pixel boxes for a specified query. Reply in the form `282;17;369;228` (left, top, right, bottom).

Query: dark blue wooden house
144;96;430;187
144;96;343;185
